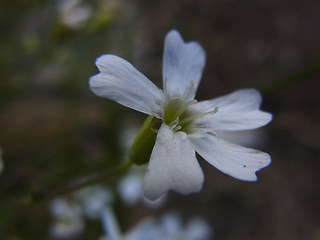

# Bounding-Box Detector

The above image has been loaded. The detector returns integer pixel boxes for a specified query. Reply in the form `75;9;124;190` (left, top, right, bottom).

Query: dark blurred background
0;0;319;239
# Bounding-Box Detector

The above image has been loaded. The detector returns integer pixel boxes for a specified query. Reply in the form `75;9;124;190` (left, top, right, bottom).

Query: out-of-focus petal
90;54;164;118
163;30;205;100
125;218;160;240
75;186;113;220
100;207;121;240
49;198;84;239
186;217;212;240
143;124;204;201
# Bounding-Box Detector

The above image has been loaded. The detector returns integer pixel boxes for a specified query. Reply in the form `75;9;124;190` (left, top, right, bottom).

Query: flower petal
190;133;271;181
189;88;272;130
163;30;206;100
90;54;164;118
143;124;204;201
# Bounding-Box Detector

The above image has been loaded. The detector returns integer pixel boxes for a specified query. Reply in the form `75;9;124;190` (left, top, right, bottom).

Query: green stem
29;158;133;204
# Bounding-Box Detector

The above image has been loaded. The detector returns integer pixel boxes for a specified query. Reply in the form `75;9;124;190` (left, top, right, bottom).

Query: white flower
49;198;84;238
57;0;92;29
74;186;113;220
117;166;166;207
125;213;212;240
89;30;272;201
49;186;113;238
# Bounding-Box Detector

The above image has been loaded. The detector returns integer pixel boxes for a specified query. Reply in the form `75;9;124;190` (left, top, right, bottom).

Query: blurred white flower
49;186;112;238
100;212;212;240
118;171;142;206
186;218;213;240
49;198;84;239
90;29;272;201
57;0;92;29
74;186;113;220
156;214;212;240
99;206;122;240
49;187;211;240
117;166;166;207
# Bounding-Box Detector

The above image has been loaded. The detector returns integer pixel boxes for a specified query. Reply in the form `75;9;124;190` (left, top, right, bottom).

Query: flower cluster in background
99;213;211;240
49;185;211;240
49;166;166;239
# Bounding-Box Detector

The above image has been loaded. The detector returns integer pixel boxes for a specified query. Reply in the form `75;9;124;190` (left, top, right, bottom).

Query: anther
173;125;182;131
187;99;198;106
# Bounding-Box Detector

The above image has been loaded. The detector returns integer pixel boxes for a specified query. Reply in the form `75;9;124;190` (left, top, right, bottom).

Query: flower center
163;98;218;134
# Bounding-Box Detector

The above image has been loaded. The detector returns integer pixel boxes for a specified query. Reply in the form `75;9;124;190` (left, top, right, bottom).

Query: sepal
129;116;161;165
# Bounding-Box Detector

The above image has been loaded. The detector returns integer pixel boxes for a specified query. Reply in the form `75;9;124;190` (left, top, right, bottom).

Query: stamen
169;117;179;129
182;81;195;100
168;117;182;132
187;99;198;106
173;125;182;131
179;107;219;127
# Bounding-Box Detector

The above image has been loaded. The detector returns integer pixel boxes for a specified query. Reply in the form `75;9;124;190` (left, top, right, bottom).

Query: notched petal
143;124;204;201
163;30;206;100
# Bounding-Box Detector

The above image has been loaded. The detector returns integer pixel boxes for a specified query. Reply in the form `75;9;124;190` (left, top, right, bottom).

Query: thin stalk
29;158;133;204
